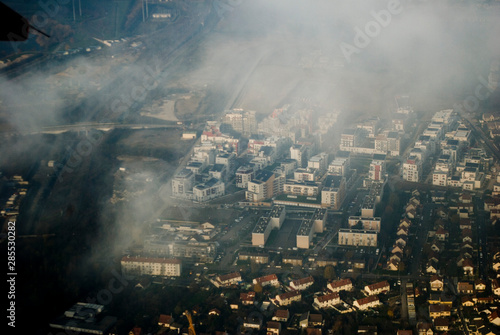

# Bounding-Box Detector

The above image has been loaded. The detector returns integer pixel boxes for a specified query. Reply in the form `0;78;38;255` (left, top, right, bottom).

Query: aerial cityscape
2;0;500;334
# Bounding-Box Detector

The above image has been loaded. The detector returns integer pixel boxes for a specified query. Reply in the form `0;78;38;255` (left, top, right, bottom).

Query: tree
254;282;263;293
324;265;335;280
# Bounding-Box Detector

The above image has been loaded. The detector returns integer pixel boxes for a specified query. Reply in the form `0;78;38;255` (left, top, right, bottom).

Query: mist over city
1;0;500;334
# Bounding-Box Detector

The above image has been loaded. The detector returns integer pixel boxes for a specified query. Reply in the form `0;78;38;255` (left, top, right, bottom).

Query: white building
171;169;194;198
403;156;422;182
353;296;380;310
290;276;314;291
369;157;386;181
236;165;255;188
327;278;353;293
364;281;390;295
275;290;301;306
193;178;225;202
348;216;381;232
121;256;182;277
338;228;377;247
314;292;341;309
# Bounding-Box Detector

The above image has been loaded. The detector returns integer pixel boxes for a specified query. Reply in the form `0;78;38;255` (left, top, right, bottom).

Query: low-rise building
364;281;390;295
253;274;279;287
275;290;301;306
327;278;353;293
314;292;341;309
121;256;182;277
353;296;380;311
290;276;314;291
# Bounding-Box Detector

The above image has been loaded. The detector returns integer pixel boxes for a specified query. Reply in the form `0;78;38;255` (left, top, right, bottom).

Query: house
474;279;486;292
457;282;474;294
327;278;353;293
308;314;323;327
254;274;279;287
429;304;451;319
395;236;407;247
290;276;314;291
417;322;433;335
462;259;474;276
430;241;443;253
407;209;417;219
266;321;281;335
386;260;399;271
461;296;474;307
475;296;494;305
435;228;449;241
436;208;448;219
275;290;301;306
208;309;221;316
462;228;473;242
272;309;289;322
365;281;390;295
390;252;403;263
397;226;409;236
457;253;471;267
397;331;413;335
434;317;449;331
240;291;256;305
426;262;438;274
488;310;500;326
244;315;263;330
399;218;412;228
460;218;472;230
392;244;404;254
491;279;500;295
428;251;439;263
216;272;242;287
430;275;444;291
406;203;417;213
314;292;340;309
354;296;380;310
158;315;174;328
493;261;500;272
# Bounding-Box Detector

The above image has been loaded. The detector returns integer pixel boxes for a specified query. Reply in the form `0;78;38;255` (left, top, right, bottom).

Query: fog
2;0;500;260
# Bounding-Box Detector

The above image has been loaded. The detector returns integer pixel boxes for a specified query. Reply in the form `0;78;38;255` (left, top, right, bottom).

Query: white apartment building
338;228;378;247
171;169;194;198
403;156;421;182
121;256;182;277
193;178;225;202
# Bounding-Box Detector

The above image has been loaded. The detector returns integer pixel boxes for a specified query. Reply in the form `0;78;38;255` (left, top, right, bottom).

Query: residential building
353;296;380;310
253;274;279;287
348;216;381;232
235;165;255;188
275;290;301;306
121;256;182;277
193;178;225;202
246;170;283;202
327;278;353;293
290;276;314;291
403;156;422;182
321;175;346;210
364;281;390;295
338;228;377;247
215;272;242;287
314;292;341;309
171;169;194;198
